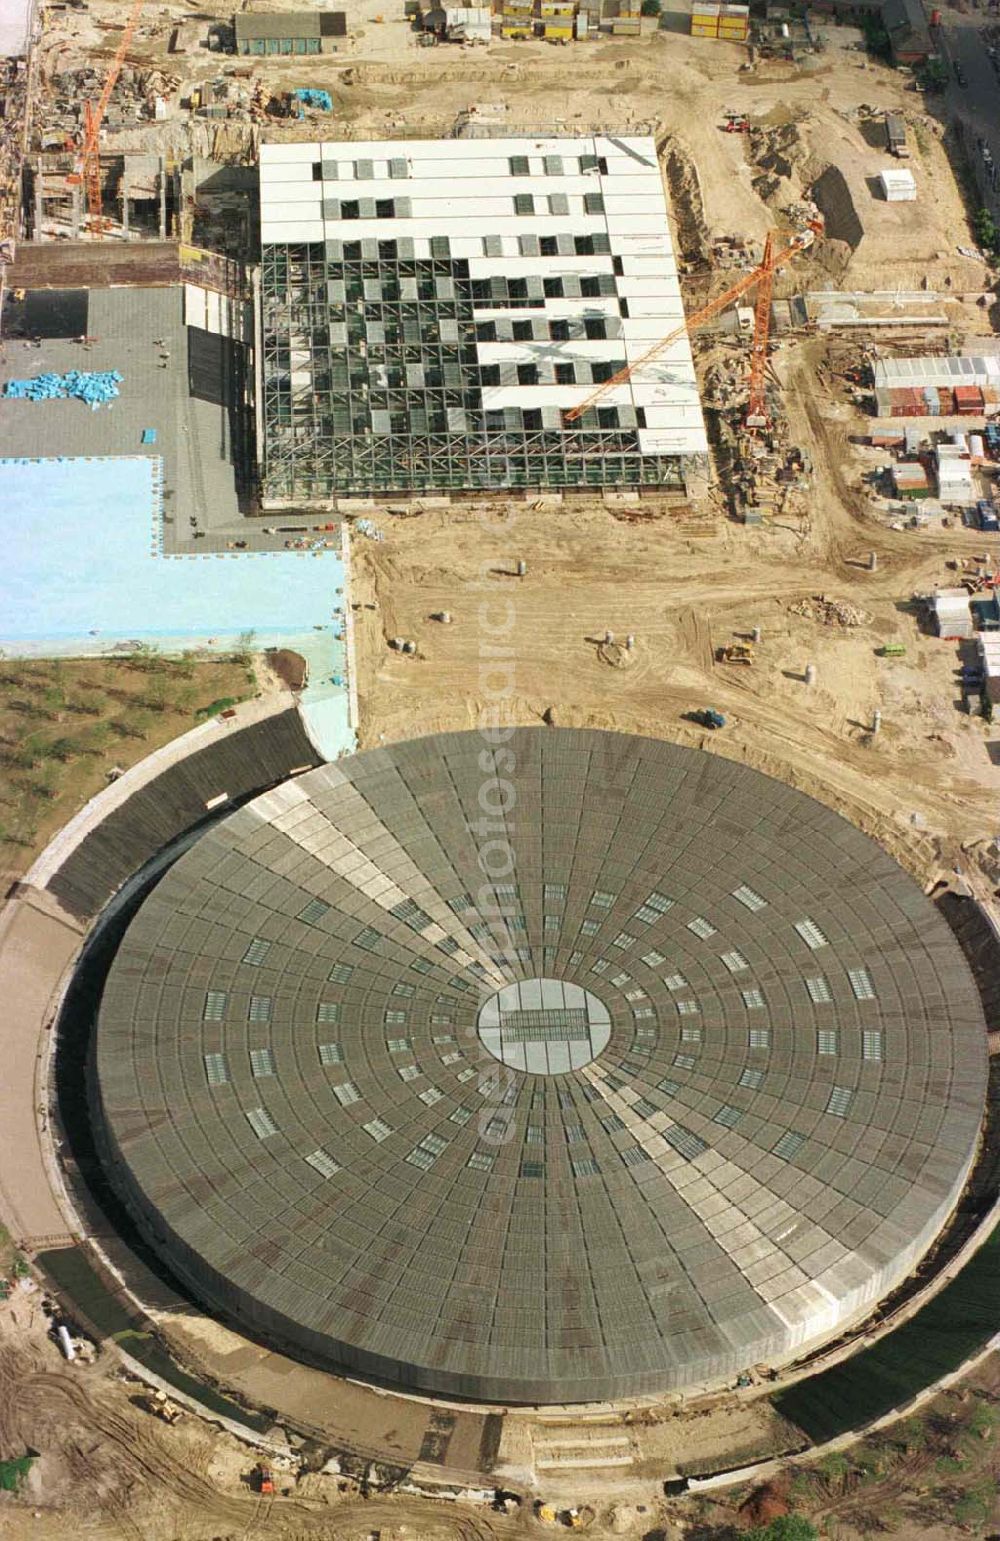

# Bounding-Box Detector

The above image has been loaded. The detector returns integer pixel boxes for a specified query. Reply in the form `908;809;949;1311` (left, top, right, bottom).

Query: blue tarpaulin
3;370;123;409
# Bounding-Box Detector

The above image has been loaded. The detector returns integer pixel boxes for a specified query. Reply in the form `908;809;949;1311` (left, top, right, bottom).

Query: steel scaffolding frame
259;239;686;505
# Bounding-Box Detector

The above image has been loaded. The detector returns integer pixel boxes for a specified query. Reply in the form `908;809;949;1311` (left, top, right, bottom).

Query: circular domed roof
94;730;988;1404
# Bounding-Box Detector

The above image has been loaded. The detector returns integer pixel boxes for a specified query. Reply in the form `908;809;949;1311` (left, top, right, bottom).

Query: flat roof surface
0;457;342;645
95;730;988;1405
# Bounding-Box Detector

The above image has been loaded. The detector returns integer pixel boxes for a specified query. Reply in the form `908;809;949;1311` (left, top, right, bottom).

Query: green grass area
0;1456;34;1492
0;653;254;873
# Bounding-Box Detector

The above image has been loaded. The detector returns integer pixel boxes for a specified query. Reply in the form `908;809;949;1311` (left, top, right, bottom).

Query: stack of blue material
293;88;333;111
3;370;123;409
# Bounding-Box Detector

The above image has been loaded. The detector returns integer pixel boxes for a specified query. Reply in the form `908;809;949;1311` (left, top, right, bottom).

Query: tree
974;207;999;254
641;0;661;13
745;1519;819;1541
233;629;257;667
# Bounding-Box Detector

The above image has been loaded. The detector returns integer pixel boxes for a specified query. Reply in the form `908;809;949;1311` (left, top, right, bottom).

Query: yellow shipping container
719;25;748;37
691;22;719;33
544;23;573;34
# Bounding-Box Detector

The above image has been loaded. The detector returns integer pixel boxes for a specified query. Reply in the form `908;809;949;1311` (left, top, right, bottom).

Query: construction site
3;0;1000;1539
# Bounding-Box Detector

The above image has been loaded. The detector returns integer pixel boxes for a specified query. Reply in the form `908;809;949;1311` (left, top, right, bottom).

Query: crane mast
562;221;821;428
71;0;147;234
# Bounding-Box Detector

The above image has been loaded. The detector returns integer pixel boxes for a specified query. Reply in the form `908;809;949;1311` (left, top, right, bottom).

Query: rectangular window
642;950;666;968
591;959;610;974
633;905;660;925
386;1037;412;1054
657;1076;680;1097
849;968;877;1001
572;1157;600;1178
318;1041;343;1066
544;883;566;902
665;1125;707;1159
457;1067;476;1082
513;193;534;216
863;1029;883;1061
354;926;382;952
663;974;687;992
687;916;716;940
441;1051;461;1065
748;1028;770;1049
406;1146;435;1171
817;1029;838;1055
250;1047;276;1078
398;1064;420;1082
583;191;605;215
246;1107;278;1140
721;950;749;974
384;1009;408;1025
583;317;607;341
826;1086;854;1117
612;932;636;951
305;1148;340;1179
248;995;272;1024
795;918;828;950
328;962;354;984
544;154;564;175
806;976;832;1005
419;1086;443;1106
681;1024;701;1043
591;890;616;908
509;155;530;175
548;192;570;216
242;938;272;965
621;1145;650;1167
391;897;432;930
633;1005;655;1019
773;1130;805;1160
392;982;415;999
625;987;646;1001
298;898;330;925
739;1066;764;1089
203;1053;229;1086
468;1151;493;1171
332;1081;361;1106
411;957;434;974
450;1105;472;1125
713;1104;742;1128
203;991;227;1022
520;1160;544;1178
633;1098;657;1119
742;988;765;1010
316;1003;340;1025
674;1053;696;1070
580;919;600;936
601;1113;625;1133
554;362;576;386
364;1118;393;1142
676;999;699;1016
732;884;767;912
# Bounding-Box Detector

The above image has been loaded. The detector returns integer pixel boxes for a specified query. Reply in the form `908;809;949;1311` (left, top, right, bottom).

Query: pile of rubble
788;594;872;627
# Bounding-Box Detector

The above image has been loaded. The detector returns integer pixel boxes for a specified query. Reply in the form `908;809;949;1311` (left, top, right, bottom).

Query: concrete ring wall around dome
92;729;990;1406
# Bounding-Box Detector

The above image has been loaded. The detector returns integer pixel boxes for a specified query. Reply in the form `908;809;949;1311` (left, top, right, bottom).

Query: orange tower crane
563;220;822;428
68;0;147;234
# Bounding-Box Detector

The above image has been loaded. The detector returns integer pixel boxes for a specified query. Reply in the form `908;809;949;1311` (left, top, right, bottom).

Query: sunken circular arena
92;729;989;1405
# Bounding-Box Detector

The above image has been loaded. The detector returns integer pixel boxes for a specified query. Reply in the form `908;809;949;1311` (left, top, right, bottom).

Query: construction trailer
874;354;1000;417
892;460;932;499
878;167;917;201
933;589;974;639
234;11;346;56
979;634;1000;702
690;0;750;38
936;441;974;501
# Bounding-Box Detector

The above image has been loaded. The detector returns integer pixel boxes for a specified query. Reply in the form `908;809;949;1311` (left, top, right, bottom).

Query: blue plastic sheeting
3;370;123;409
293;88;332;110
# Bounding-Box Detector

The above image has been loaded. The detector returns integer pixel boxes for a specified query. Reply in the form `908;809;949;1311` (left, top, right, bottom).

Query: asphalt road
938;9;1000;219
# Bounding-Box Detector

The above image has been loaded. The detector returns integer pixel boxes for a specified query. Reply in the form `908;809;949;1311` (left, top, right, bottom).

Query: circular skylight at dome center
476;977;612;1075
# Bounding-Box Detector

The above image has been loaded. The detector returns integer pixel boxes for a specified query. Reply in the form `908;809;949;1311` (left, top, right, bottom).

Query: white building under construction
255;134;709;505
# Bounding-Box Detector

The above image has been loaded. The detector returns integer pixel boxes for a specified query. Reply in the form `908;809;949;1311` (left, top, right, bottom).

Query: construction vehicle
878;643;906;657
144;1389;182;1424
691;708;727;729
563;218;822;430
66;0;146;234
253;1464;275;1495
716;642;754;665
721;111;750;132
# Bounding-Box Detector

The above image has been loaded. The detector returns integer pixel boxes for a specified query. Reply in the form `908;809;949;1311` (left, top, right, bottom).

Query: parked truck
885;112;909;158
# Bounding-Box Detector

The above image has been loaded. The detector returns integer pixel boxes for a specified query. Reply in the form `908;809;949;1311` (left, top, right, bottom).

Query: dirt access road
351;336;1000;890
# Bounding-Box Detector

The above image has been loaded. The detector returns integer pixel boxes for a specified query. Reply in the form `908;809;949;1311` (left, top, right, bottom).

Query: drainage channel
772;1218;1000;1444
36;1244;273;1434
